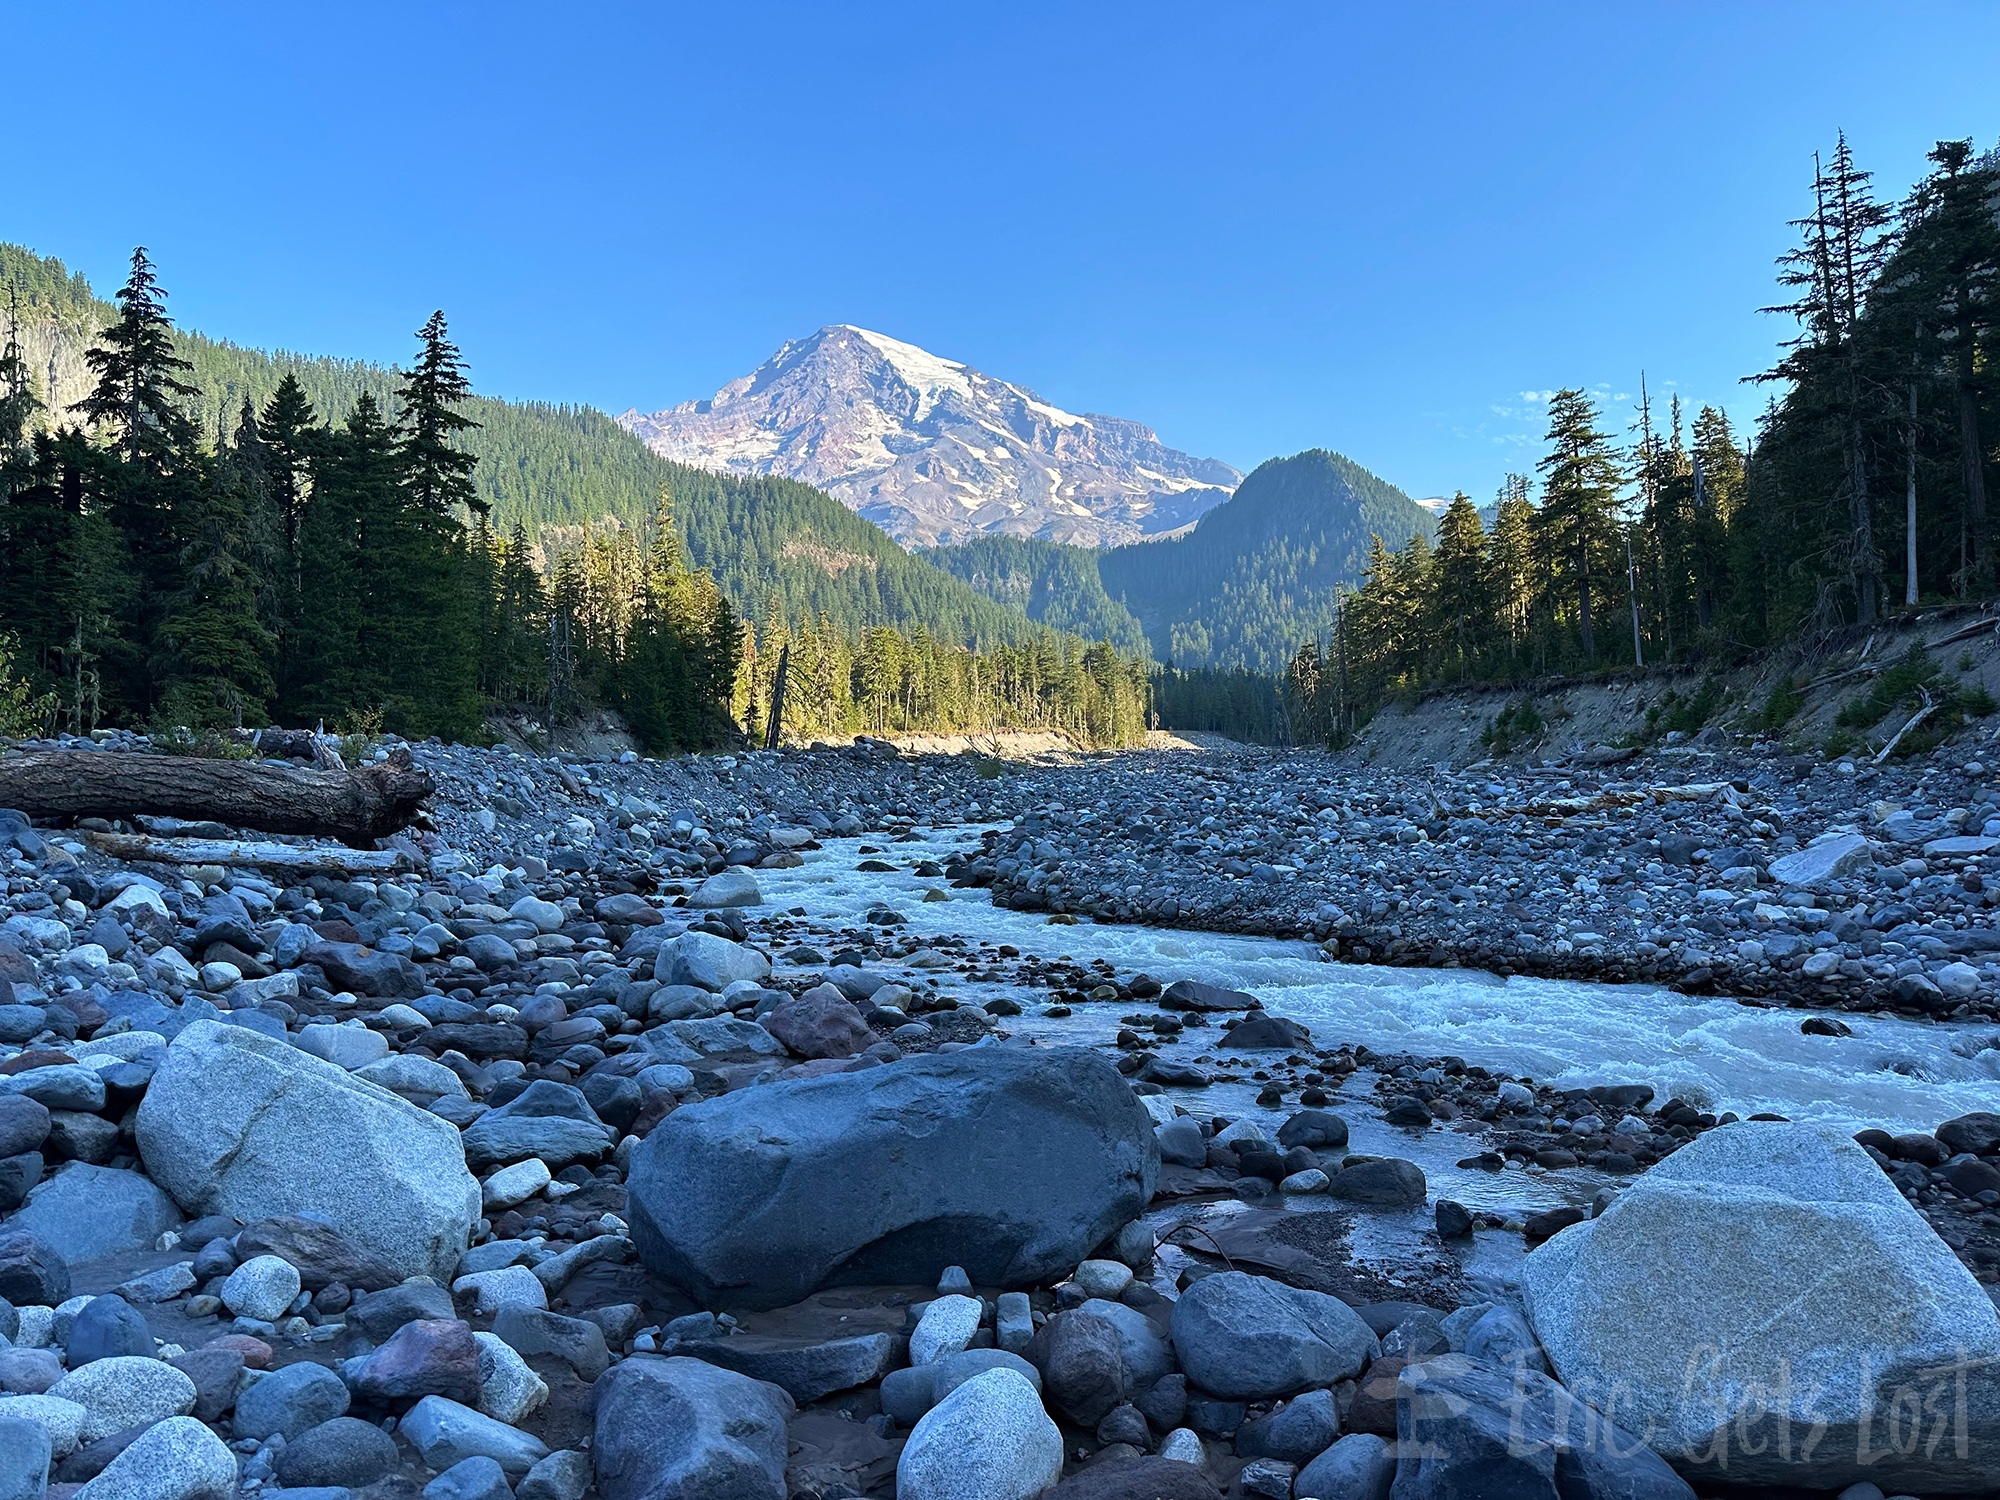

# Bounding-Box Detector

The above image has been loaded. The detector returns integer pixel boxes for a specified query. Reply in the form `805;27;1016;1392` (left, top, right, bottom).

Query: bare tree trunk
1908;378;1921;606
1960;334;1990;581
0;749;433;845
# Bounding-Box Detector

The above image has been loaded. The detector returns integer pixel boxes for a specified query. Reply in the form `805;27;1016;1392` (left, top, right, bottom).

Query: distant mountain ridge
928;448;1436;673
618;325;1240;548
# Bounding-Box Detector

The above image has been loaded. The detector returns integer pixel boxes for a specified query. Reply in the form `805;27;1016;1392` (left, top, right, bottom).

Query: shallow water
755;825;2000;1287
759;826;2000;1137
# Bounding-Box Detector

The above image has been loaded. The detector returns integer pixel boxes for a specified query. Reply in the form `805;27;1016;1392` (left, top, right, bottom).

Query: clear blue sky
9;3;1998;505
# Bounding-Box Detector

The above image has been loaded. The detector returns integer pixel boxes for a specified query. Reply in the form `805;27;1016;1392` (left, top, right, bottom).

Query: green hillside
931;449;1434;673
917;534;1150;655
1;243;1043;650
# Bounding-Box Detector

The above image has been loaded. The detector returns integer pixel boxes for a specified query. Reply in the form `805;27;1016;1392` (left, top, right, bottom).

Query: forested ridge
0;245;1049;656
926;449;1436;676
0;245;1155;749
1285;135;2000;746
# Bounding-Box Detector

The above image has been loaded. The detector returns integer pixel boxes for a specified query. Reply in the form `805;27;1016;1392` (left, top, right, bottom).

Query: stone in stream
136;1019;481;1283
1327;1157;1427;1206
1219;1014;1309;1049
687;869;764;909
628;1048;1157;1311
1169;1271;1378;1400
1522;1121;2000;1493
591;1355;792;1500
1157;980;1257;1013
896;1367;1063;1500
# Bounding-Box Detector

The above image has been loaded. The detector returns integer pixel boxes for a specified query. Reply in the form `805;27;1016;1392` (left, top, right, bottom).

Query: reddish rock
351;1318;481;1405
762;988;872;1060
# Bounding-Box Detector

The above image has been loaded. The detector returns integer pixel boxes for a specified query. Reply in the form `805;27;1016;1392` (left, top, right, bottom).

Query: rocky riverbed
0;730;1994;1498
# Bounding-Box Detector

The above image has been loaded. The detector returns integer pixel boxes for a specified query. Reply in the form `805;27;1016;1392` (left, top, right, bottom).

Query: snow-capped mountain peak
617;326;1238;548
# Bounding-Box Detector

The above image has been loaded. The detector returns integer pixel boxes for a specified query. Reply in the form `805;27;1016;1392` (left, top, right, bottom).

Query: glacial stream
754;825;2000;1290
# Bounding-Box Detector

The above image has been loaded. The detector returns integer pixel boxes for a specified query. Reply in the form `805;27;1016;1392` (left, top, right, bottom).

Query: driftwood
81;831;414;873
0;747;433;846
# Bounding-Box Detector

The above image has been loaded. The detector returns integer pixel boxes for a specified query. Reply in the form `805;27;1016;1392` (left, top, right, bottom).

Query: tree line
1287;134;2000;740
737;609;1153;748
0;250;737;751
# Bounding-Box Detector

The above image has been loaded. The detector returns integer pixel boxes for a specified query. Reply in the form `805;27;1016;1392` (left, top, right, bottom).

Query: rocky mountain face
617;325;1240;548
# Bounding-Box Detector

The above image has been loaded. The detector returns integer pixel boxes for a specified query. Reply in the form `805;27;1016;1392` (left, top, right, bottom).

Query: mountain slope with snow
617;326;1240;547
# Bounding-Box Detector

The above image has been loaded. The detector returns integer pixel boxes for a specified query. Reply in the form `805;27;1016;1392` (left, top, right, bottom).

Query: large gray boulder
135;1020;480;1282
628;1047;1157;1311
1392;1354;1692;1500
592;1355;792;1500
1522;1122;2000;1493
1169;1271;1377;1399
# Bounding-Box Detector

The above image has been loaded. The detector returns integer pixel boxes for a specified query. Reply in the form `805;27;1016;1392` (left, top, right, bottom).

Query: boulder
1036;1309;1127;1425
896;1368;1063;1500
1767;833;1873;887
0;1415;47;1500
629;1048;1157;1311
592;1355;792;1500
7;1165;182;1266
1393;1354;1693;1500
654;932;770;992
1169;1272;1378;1399
232;1360;349;1441
135;1020;480;1282
272;1414;400;1488
1522;1121;2000;1492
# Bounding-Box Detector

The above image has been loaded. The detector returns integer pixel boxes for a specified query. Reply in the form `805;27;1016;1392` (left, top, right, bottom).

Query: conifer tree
1534;389;1624;661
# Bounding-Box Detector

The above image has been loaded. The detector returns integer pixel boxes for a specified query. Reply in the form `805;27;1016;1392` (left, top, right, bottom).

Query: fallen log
80;831;414;874
0;747;433;846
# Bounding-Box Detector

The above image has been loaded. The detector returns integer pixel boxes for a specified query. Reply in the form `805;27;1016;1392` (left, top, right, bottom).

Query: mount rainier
617;325;1240;547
